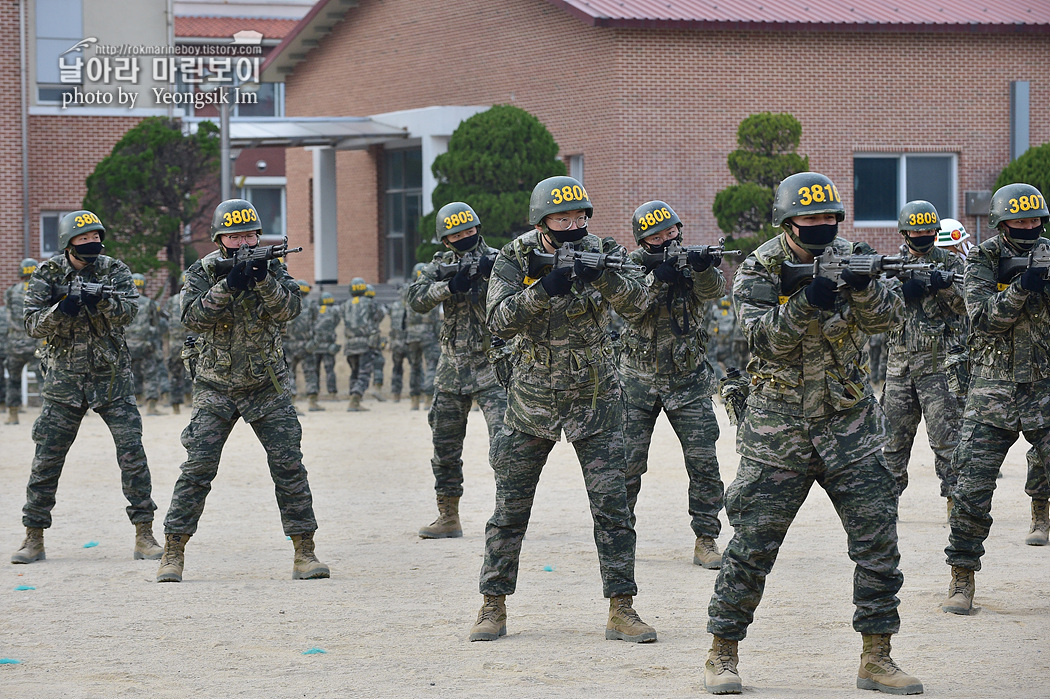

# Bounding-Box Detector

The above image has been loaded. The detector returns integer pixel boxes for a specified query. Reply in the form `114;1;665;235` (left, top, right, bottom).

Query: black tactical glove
448;267;472;294
540;266;573;297
840;269;872;291
226;260;252;291
687;249;714;273
81;289;103;309
58;295;82;316
653;258;680;284
804;275;837;310
477;254;495;279
901;278;927;301
574;258;603;283
929;270;952;291
249;258;268;283
1020;268;1047;294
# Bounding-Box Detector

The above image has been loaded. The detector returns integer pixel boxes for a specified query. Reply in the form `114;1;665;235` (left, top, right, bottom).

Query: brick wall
0;1;27;293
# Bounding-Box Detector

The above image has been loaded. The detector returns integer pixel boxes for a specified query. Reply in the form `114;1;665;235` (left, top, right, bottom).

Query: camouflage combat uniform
408;241;507;498
5;278;43;407
881;246;966;498
283;293;319;397
126;292;164;402
0;307;6;405
163;251;319;537
619;247;726;541
946;235;1050;570
314;298;340;396
481;231;648;598
707;234;905;641
708;295;736;379
340;293;384;397
390;285;441;399
20;254;158;529
165;293;192;406
867;333;887;384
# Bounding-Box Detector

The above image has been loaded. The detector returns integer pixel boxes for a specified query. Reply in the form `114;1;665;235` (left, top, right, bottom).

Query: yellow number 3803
222;208;259;227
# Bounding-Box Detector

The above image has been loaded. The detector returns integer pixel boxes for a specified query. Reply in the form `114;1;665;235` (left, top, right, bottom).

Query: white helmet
936;218;969;248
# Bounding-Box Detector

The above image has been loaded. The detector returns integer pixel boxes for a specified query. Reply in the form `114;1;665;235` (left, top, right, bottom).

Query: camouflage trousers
130;352;163;401
22;396;158;528
316;353;338;395
423;343;439;395
869;337;887;384
429;385;507;497
1026;446;1050;499
5;349;38;407
345;351;374;397
391;341;425;397
624;396;723;538
167;349;191;406
708;454;903;641
163;400;318;537
286;350;320;396
480;424;638;599
882;370;961;498
370;349;385;386
946;419;1050;570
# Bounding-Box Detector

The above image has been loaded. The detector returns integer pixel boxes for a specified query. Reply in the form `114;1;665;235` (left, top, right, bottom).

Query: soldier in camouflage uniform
157;199;328;584
392;264;442;408
618;201;727;569
340;277;384;411
387;287;407;402
314;291;340;398
364;284;387;402
0;300;6;410
407;202;506;540
942;183;1050;615
708;294;736;379
867;333;887;386
880;201;965;511
5;258;41;424
10;210;163;565
126;273;166;416
704;173;921;695
471;177;657;645
165;272;193;414
284;280;323;412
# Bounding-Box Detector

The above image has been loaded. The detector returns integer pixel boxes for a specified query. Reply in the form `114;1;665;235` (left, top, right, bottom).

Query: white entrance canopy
227;116;408;149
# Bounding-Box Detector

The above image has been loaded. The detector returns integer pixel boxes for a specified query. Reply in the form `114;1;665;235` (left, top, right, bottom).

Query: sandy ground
1;362;1048;698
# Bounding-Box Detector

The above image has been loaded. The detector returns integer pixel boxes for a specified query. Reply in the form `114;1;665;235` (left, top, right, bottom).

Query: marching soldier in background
11;210;163;565
158;198;328;583
619;201;727;569
881;201;965;511
165;272;192;414
867;333;887;388
708;294;735;379
284;280;323;412
392;263;442;409
341;277;384;411
314;291;340;399
407;202;506;539
365;284;387;402
387;288;407;402
5;259;41;424
943;183;1050;614
474;177;656;645
704;172;920;695
126;273;165;416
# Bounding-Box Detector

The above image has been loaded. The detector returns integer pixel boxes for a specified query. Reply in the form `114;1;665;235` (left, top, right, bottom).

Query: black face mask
790;222;838;253
644;236;678;253
70;241;104;264
449;234;479;254
223;243;257;258
1004;223;1043;253
548;225;588;244
905;234;937;254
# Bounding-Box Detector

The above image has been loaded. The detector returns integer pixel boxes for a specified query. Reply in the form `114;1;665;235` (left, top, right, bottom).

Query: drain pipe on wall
19;0;30;257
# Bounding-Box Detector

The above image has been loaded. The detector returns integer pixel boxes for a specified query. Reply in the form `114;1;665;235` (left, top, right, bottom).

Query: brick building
261;0;1050;287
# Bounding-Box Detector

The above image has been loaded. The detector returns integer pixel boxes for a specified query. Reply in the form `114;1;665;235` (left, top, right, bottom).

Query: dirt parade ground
1;381;1048;698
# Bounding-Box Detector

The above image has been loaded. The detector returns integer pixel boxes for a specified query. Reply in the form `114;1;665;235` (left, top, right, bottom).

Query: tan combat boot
857;633;924;694
291;532;330;579
694;536;723;569
1025;499;1049;546
469;594;506;641
946;496;953;522
410;395;421;411
346;394;369;412
146;399;165;416
392;392;401;403
703;635;742;694
156;533;190;582
424;393;433;409
307;394;326;412
11;527;45;564
5;406;19;425
941;565;975;615
418;495;463;539
172;403;181;415
133;522;163;560
605;595;657;643
371;382;387;402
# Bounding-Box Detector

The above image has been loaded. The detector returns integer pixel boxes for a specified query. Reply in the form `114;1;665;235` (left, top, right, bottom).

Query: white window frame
853;152;957;227
40;210;73;259
238;177;287;241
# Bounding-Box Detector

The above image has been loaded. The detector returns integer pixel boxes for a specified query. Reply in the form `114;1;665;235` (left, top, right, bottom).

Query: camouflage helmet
632;201;682;244
296;279;311;294
58;210;106;250
529;176;593;225
435;202;481;240
772;172;845;227
210;198;262;242
132;273;146;290
365;284;376;298
19;258;38;277
320;292;335;306
988;183;1049;229
350;277;367;296
412;262;427;279
898;200;940;232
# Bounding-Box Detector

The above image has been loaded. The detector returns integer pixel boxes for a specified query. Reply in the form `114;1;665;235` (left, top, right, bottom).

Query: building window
854;154;956;226
41;211;72;258
236;82;283;118
567;154;584;183
36;0;82;104
238;183;286;240
384;148;422;282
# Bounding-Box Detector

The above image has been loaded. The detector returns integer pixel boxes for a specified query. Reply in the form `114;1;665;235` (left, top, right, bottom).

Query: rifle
781;249;936;296
527;242;643;280
53;276;137;305
434;250;497;282
212;236;304;279
890;267;958;287
997;242;1050;284
638;238;743;273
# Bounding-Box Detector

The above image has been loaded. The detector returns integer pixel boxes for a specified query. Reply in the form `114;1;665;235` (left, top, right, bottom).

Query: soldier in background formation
0;298;6;412
408;202;506;541
158;198;328;584
11;210;163;565
164;272;192;414
390;263;441;409
365;284;387;402
867;333;887;387
619;201;727;569
5;259;41;424
314;291;341;399
341;277;384;411
943;183;1050;615
705;172;921;695
880;201;965;513
474;177;656;645
284;279;323;412
126;273;166;416
708;295;735;380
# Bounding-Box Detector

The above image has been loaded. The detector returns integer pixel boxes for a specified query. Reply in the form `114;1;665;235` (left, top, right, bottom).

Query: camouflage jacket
314;302;340;354
125;295;162;359
394;284;440;347
339;295;384;355
709;295;736;345
387;296;407;351
284;297;318;356
182;249;300;393
0;303;7;354
408;241;500;394
487;230;650;441
884;246;966;377
6;280;41;354
617;247;725;410
24;254;139;407
165;293;189;354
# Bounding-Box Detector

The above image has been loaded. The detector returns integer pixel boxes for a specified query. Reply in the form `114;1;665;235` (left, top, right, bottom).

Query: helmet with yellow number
296;279;311;295
771;172;845;227
435;202;481;240
529;176;593;225
58;210;106;250
898;200;940;233
19;258;38;278
132;273;147;291
988;183;1049;229
632;201;682;244
210;198;262;242
350;277;367;296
